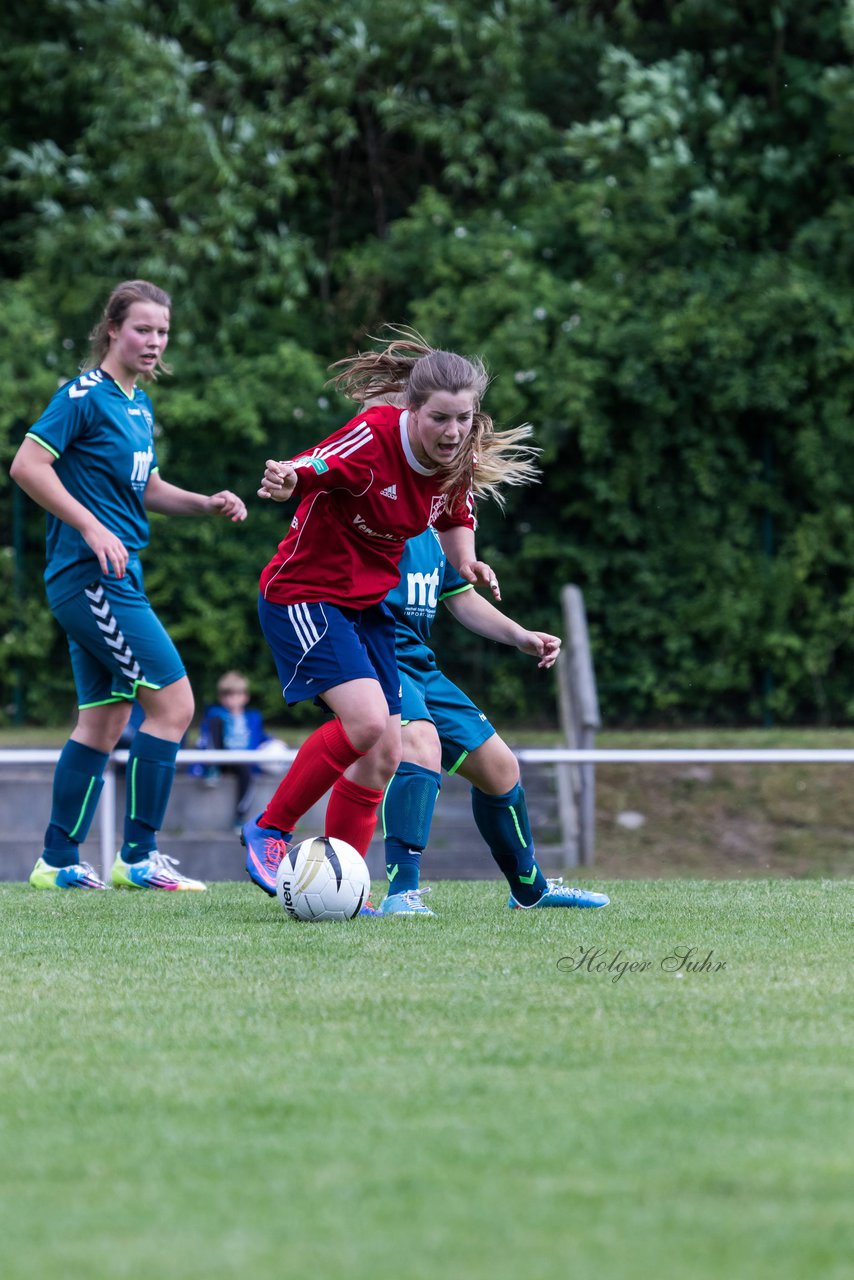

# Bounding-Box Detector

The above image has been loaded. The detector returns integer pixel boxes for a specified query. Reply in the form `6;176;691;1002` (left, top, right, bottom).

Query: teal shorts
51;561;185;709
398;657;495;775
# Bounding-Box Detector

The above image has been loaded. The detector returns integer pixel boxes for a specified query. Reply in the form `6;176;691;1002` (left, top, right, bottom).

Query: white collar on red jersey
399;410;440;476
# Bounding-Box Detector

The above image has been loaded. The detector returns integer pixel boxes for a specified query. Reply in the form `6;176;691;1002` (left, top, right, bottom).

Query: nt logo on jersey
131;447;153;487
407;568;440;612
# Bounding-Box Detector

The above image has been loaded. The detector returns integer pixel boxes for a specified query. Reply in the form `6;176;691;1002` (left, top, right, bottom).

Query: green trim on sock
129;757;138;820
508;804;527;848
68;777;97;840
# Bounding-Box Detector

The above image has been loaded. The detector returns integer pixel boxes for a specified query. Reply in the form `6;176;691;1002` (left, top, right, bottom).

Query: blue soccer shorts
398;657;495;774
50;562;186;709
258;596;402;715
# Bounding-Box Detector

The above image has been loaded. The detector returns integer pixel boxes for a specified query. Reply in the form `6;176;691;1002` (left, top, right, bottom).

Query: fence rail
4;746;854;877
514;748;854;764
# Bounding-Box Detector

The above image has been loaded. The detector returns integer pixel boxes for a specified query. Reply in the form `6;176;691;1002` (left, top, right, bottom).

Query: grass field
1;879;851;1280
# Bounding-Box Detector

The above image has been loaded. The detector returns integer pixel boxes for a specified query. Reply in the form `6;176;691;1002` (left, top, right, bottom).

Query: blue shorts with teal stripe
398;652;495;774
51;561;185;709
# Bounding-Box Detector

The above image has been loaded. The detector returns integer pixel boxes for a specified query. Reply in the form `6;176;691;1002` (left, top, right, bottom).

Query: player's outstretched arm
444;588;561;669
437;525;501;601
143;472;247;521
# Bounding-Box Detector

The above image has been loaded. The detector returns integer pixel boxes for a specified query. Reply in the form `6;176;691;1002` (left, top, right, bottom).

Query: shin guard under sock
43;740;109;867
122;731;179;861
471;782;547;906
381;762;441;893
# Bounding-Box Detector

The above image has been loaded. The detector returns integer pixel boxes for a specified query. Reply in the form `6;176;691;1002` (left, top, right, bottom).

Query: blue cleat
359;898;382;917
111;851;206;891
509;878;609;909
241;814;290;897
381;887;435;916
30;856;107;889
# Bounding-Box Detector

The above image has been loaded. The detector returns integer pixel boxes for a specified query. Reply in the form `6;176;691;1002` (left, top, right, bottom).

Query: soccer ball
275;836;370;921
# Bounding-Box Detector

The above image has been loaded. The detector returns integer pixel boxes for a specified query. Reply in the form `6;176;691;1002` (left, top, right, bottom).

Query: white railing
0;748;297;879
4;745;854;877
513;748;854;764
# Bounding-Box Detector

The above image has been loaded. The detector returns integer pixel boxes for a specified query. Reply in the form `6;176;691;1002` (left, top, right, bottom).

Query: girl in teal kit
376;528;610;914
10;279;246;890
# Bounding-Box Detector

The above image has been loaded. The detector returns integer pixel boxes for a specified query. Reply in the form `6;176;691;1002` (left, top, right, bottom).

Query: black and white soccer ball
275;837;370;921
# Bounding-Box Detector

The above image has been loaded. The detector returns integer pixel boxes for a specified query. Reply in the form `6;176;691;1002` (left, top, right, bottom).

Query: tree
3;1;854;724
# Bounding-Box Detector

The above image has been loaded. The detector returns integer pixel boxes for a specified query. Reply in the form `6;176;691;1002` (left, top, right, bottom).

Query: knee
166;687;195;735
401;720;441;773
343;710;388;755
347;721;402;791
360;736;401;792
463;737;520;795
139;681;195;739
494;754;521;794
376;734;402;782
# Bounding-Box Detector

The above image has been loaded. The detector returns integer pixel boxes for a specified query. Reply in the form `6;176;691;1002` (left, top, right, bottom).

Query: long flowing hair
328;328;539;510
82;280;172;380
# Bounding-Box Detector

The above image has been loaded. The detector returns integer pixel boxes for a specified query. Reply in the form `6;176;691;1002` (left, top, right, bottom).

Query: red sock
262;720;364;833
325;776;385;858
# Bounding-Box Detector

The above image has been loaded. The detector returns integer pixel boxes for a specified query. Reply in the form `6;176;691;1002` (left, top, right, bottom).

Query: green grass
1;881;851;1280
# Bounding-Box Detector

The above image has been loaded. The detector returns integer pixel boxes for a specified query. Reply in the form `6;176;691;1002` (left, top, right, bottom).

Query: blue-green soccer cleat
381;887;435;916
111;851;207;891
508;878;609;909
30;856;107;889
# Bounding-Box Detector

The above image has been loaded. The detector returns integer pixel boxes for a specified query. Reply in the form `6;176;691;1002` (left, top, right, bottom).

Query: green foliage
2;1;854;725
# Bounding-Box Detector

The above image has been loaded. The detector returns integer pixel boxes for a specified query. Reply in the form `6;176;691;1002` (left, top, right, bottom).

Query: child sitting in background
194;672;273;832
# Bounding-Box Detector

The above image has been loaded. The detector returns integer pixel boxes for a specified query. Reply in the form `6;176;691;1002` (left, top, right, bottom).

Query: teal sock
384;838;422;895
122;731;179;862
381;762;440;894
43;740;109;867
471;782;547;906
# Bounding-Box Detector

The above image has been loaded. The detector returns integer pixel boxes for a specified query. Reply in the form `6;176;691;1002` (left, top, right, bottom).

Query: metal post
555;648;580;867
12;478;26;725
560;585;601;867
100;766;116;881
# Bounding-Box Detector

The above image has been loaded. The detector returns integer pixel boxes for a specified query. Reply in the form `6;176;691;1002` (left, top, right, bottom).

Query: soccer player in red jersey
242;331;538;904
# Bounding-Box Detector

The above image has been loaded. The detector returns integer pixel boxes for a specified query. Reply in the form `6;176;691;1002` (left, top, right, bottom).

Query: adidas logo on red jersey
380;484;397;500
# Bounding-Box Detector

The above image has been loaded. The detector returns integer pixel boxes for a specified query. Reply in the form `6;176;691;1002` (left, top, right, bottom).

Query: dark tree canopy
2;1;854;726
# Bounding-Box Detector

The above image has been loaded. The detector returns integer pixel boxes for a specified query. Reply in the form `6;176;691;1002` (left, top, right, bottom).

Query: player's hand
258;459;298;502
207;490;247;522
83;523;129;579
459;559;501;602
517;630;562;669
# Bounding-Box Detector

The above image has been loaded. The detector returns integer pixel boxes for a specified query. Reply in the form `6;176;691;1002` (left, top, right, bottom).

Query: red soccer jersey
259;406;475;609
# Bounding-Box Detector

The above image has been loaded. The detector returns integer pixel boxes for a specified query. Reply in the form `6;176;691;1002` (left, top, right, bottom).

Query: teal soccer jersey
387;528;494;770
386;528;472;662
26;368;158;605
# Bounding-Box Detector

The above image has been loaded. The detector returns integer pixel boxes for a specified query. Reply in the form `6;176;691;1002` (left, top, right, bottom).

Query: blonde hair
83;279;172;380
217;670;249;698
329;327;539;510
